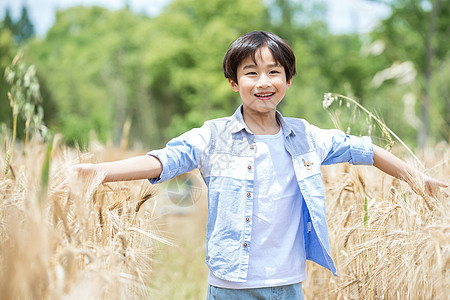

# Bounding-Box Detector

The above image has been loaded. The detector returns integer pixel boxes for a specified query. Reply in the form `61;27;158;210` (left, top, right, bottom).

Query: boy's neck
242;108;280;135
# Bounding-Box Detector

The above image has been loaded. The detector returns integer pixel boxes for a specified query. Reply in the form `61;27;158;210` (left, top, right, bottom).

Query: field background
2;138;447;299
1;0;449;298
1;0;449;150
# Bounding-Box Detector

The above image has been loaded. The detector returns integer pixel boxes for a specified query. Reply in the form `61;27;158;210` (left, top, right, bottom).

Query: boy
71;31;448;299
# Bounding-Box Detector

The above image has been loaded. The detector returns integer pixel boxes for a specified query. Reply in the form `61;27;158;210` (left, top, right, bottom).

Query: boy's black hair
223;31;296;84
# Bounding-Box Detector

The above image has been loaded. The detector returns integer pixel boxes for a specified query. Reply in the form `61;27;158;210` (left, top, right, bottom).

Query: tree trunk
418;0;441;148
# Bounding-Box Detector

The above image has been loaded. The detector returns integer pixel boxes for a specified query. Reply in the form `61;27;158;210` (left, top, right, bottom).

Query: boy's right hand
54;163;99;192
69;163;96;175
54;155;162;193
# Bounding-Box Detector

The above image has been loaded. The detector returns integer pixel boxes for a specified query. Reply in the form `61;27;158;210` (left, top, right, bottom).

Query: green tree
144;0;271;139
265;0;377;132
0;24;16;128
25;6;150;146
371;0;450;146
25;1;272;146
15;6;35;44
2;7;14;34
25;0;447;148
1;6;35;45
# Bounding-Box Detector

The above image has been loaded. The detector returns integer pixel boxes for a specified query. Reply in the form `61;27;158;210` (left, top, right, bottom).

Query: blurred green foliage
370;0;450;147
0;28;15;123
0;0;449;149
2;6;34;45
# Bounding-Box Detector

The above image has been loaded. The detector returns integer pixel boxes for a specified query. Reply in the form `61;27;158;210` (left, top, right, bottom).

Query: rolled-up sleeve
346;135;374;165
314;127;374;166
146;123;211;183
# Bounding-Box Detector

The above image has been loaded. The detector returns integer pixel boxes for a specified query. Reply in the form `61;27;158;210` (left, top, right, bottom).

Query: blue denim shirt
148;105;373;282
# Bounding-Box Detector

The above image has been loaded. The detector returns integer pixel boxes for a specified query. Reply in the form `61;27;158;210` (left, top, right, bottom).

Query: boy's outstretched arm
372;145;448;197
71;155;162;183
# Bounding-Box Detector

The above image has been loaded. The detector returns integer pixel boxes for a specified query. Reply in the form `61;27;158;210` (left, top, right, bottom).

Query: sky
0;0;391;37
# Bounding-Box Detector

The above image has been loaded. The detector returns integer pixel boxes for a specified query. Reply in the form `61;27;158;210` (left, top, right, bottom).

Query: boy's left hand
422;175;449;198
373;145;448;199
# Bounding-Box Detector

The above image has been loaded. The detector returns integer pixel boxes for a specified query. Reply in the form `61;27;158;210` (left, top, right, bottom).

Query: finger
55;180;67;190
429;182;449;198
436;181;449;197
436;180;449;188
426;176;448;188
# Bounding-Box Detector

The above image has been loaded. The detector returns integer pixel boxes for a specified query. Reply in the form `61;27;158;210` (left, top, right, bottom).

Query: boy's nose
256;74;271;88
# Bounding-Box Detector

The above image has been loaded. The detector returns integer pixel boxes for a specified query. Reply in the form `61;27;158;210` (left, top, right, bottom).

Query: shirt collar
231;104;295;137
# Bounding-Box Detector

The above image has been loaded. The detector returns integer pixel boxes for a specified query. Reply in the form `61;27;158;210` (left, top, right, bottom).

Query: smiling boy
71;31;448;299
226;42;292;135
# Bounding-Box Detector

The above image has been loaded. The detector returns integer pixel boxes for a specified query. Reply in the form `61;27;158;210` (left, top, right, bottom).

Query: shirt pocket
207;151;253;180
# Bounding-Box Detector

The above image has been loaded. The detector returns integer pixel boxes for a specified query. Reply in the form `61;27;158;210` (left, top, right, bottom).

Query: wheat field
0;137;448;299
307;145;449;300
0;136;166;299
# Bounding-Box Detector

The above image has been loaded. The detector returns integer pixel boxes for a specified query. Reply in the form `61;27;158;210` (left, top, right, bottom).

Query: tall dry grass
0;136;165;299
1;136;448;299
304;144;449;299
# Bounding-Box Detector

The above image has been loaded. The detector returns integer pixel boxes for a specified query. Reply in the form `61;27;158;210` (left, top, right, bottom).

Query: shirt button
249;145;255;150
245;217;250;222
247;165;252;170
243;243;248;247
246;192;251;197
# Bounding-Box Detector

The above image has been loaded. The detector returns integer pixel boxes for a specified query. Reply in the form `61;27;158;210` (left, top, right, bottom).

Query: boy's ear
228;78;239;92
286;78;293;89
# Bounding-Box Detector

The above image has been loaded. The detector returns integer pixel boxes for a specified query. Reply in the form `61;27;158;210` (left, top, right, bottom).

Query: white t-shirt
208;129;306;288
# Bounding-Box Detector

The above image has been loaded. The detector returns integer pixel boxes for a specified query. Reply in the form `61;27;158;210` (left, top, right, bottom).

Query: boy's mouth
254;92;275;100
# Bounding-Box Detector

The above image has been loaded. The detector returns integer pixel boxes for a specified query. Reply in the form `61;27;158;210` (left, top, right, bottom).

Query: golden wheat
304;145;449;300
0;137;164;299
1;136;448;299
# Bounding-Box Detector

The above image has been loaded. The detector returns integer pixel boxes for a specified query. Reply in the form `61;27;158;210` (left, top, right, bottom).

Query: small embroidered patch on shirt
302;159;313;170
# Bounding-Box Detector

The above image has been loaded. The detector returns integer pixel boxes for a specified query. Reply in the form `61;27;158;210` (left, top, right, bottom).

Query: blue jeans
207;283;304;300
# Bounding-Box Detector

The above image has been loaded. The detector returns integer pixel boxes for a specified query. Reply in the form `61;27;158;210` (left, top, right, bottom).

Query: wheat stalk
0;139;164;299
324;92;424;169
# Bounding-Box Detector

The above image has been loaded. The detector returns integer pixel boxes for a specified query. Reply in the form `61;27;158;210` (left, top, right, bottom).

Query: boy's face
228;46;292;115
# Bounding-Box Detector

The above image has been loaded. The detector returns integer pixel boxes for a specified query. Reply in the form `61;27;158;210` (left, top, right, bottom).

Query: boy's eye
270;70;280;74
246;71;257;75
